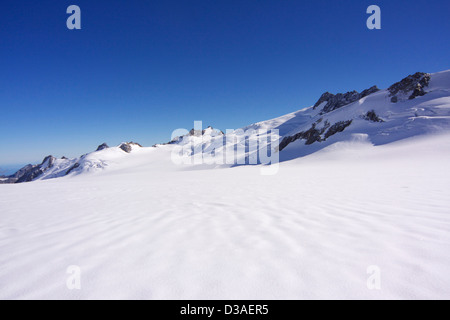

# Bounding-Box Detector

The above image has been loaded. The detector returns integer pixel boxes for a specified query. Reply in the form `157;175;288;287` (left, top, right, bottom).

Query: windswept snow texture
1;70;450;299
1;134;450;299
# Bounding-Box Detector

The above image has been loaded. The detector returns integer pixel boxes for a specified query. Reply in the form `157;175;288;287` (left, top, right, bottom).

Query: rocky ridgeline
0;164;37;184
388;72;430;103
189;126;224;137
280;72;431;151
278;119;353;151
15;155;57;183
313;86;380;114
2;142;143;184
280;84;382;151
166;126;224;145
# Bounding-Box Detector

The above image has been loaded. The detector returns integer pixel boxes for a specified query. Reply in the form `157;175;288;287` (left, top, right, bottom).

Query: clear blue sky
1;0;449;172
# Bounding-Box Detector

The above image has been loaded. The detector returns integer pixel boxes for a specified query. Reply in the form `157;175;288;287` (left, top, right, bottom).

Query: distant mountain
3;70;450;183
0;142;143;184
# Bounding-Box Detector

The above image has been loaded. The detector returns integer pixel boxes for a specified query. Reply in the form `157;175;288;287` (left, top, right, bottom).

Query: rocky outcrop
188;128;202;136
65;162;80;175
15;156;56;183
323;120;353;139
363;110;384;123
388;72;430;103
120;143;132;153
188;126;224;137
167;126;224;145
10;164;34;179
41;155;56;168
0;164;35;183
278;120;352;151
119;142;142;153
96;143;109;151
313;86;379;113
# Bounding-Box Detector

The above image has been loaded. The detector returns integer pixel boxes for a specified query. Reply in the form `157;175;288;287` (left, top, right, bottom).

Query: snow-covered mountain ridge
2;69;450;183
0;142;143;184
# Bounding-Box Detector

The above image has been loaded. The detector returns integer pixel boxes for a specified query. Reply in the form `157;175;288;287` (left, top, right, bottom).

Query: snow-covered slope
215;70;450;162
274;71;450;160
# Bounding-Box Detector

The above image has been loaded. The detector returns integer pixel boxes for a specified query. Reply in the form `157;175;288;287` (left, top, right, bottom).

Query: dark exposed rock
188;126;224;137
130;141;143;147
278;119;352;151
0;170;20;183
165;137;181;145
187;126;224;137
298;124;321;145
41;155;56;167
363;110;384;123
313;92;334;110
10;164;34;179
388;72;430;102
119;143;132;153
313;86;379;113
409;83;428;100
0;178;17;184
277;136;294;151
202;126;224;135
65;162;80;175
278;123;322;150
360;86;381;98
167;126;224;145
96;143;109;151
324;120;353;139
189;128;202;137
119;142;142;153
15;155;56;183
